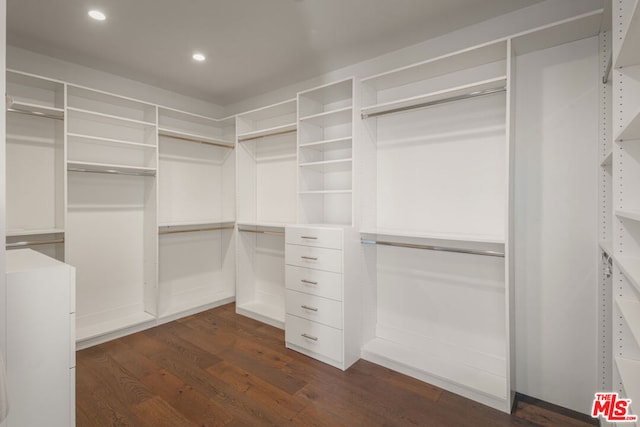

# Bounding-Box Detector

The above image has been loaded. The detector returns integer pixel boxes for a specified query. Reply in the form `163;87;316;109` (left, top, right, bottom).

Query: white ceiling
8;0;545;105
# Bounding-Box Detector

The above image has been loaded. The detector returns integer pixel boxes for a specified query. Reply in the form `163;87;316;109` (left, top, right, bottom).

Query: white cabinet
4;249;75;427
285;225;361;370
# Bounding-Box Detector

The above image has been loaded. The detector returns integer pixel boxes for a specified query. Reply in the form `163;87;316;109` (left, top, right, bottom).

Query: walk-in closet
0;0;629;426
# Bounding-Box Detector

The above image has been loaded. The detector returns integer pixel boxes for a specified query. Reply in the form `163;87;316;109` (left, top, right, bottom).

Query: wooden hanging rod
360;238;505;258
159;226;234;235
6;238;65;249
361;86;506;119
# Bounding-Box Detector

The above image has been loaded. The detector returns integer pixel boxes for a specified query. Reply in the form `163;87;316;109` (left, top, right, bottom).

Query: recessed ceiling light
88;10;106;21
192;53;206;62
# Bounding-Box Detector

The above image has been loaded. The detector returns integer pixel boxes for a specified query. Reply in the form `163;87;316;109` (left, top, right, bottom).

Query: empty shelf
67;161;157;177
68;107;156;129
6;98;64;120
617;209;640;222
615;357;640;415
616;0;640;68
6;228;64;237
616;109;640;142
299;158;352;172
68;133;156;149
299;107;352;127
617;298;640;348
159;127;234;148
237;123;297;142
299;137;352;152
601;151;613;167
614;255;640;294
360;228;505;246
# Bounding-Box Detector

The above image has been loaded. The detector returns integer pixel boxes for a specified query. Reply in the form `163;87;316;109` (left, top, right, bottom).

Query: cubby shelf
237;122;297;142
614;255;640;294
617;298;640;348
299;107;352;127
67;107;156;129
6;228;65;237
67;132;156;149
617;209;640;222
615;357;640;414
299;136;352;151
299;158;352;172
616;0;640;68
158;219;235;228
615;109;640;142
361;76;506;119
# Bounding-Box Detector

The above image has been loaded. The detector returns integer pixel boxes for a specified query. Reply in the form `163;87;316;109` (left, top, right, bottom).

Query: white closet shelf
236;301;285;329
6;98;64;119
67;133;156;150
362;337;507;402
158;219;235;228
6;228;64;237
299;137;352;152
360;228;505;245
616;298;640;348
159;290;235;320
362;40;507;91
616;0;640;69
511;9;604;56
615;357;640;413
299;158;352;172
616;108;640;142
67;161;157;177
298;78;353;106
600;151;613;167
299;190;353;195
76;311;156;342
67;107;156;129
237;98;297;121
361;77;506;119
600;240;614;257
237;221;288;230
237;122;297;142
617;209;640;222
614;255;640;294
299;107;352;127
158;127;234;148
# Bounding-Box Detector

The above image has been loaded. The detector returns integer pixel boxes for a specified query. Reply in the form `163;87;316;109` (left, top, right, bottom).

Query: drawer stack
285;225;349;369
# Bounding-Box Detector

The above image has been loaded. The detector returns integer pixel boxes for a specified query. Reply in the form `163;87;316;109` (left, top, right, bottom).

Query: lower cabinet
284;225;361;370
4;249;76;427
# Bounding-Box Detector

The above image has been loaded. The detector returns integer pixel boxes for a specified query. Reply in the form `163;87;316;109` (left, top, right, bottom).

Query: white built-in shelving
235;99;297;328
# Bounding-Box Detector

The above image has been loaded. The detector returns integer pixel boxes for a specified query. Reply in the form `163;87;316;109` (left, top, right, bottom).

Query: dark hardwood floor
76;303;597;426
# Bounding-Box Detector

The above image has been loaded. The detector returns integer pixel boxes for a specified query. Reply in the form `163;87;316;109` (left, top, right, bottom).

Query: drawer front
286;226;343;249
285;265;343;301
285;244;343;273
285;314;343;363
286;289;343;329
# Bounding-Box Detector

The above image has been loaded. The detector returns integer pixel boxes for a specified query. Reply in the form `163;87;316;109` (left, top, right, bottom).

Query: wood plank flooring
76;303;597;426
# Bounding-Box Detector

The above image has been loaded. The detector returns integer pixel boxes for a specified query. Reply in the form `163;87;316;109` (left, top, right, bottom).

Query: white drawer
285;244;342;273
286;226;343;249
285;265;343;301
285;314;343;363
286;289;343;329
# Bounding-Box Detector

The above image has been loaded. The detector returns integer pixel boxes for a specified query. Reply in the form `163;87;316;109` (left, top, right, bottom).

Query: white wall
514;36;599;413
225;0;603;116
7;46;224;119
0;0;7;421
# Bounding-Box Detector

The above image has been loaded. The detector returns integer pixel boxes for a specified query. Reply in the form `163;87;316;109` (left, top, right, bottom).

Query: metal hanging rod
603;53;613;84
6;238;65;249
67;167;156;177
159;225;234;235
239;229;285;236
361;86;506;119
159;132;234;149
238;128;297;143
7;107;64;121
361;238;504;258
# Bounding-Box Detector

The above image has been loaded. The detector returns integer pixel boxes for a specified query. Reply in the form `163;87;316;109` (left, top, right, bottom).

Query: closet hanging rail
6;107;64;121
158;130;235;149
360;238;504;258
239;229;285;237
67;167;157;177
238;128;297;143
6;238;65;249
361;86;506;119
159;225;234;235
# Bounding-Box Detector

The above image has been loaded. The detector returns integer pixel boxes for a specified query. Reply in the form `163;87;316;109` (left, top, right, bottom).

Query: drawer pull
301;256;318;261
301;236;318;240
301;305;318;312
301;333;318;341
301;279;318;285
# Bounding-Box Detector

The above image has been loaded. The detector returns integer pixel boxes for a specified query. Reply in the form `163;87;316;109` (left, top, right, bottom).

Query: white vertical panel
514;36;599;414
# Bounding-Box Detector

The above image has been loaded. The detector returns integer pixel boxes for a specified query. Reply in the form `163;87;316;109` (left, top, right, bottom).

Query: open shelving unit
235;99;297;328
6;70;66;261
157;108;236;321
612;0;640;418
298;78;355;226
66;85;159;347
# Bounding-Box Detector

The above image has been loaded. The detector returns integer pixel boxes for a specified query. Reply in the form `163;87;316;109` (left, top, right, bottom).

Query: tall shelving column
66;85;158;348
235;99;297;328
612;0;640;419
5;70;65;260
157;108;236;322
